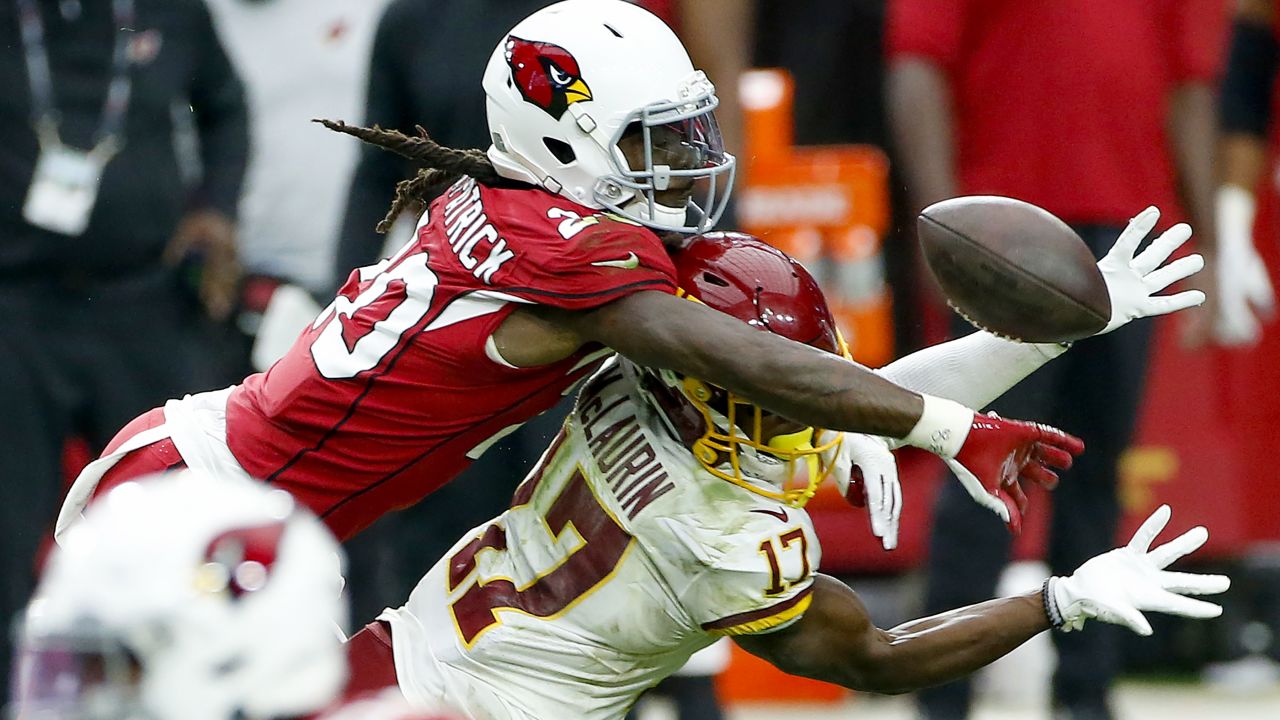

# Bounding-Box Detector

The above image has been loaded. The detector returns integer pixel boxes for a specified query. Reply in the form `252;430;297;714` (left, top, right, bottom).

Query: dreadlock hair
315;118;512;233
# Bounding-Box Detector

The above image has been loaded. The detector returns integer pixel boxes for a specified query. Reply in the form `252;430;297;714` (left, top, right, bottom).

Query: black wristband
1042;577;1066;630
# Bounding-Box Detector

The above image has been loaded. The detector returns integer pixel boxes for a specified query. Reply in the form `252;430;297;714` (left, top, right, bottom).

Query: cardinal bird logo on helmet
505;36;593;120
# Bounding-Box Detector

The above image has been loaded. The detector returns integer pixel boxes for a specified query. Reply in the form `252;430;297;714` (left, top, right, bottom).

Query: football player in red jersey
58;0;1200;544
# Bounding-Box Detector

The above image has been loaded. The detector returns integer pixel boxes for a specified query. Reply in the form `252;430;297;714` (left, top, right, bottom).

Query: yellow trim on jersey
706;592;813;637
454;539;637;650
448;463;636;650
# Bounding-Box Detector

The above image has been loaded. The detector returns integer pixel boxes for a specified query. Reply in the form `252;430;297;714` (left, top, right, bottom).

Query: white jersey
381;360;820;720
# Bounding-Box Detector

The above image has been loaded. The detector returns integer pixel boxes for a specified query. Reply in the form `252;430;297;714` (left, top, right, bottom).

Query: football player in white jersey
348;231;1228;720
8;471;459;720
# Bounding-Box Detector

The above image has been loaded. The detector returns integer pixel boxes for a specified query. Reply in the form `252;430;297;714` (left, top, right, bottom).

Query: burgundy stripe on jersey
700;586;814;632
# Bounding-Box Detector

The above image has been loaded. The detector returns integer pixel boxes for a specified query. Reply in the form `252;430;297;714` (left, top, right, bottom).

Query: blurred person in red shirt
887;2;1228;719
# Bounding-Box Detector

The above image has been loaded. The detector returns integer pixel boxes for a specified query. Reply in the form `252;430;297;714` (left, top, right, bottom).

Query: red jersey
887;0;1228;226
224;178;677;540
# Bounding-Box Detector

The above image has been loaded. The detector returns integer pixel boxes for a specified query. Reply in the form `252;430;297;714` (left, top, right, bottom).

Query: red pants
341;620;401;700
91;407;187;503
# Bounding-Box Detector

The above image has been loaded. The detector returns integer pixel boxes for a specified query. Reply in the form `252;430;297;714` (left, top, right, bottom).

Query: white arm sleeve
874;331;1068;410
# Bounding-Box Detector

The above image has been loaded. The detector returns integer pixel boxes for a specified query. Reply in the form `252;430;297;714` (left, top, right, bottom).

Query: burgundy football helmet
636;232;848;507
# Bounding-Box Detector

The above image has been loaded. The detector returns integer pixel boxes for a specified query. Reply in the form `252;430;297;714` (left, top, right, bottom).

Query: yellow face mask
681;377;842;508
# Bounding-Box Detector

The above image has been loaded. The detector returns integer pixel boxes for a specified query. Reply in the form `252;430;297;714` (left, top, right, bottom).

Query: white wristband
903;394;974;458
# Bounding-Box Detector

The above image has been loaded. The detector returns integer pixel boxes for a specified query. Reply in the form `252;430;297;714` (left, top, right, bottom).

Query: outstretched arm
736;506;1227;695
551;290;926;438
734;575;1048;695
546;287;1082;531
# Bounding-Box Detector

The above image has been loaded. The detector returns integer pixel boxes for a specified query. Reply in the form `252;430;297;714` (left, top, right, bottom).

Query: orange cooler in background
737;69;894;366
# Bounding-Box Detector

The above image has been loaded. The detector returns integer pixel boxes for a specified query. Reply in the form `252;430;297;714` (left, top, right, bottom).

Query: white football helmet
9;472;347;720
483;0;735;233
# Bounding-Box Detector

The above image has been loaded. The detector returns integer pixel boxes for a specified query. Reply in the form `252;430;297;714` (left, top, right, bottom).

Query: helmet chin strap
623;195;688;229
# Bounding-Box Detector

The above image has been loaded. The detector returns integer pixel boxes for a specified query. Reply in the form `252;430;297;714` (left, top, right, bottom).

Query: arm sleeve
885;0;970;68
499;223;678;311
1220;19;1279;137
188;0;250;217
873;331;1067;411
677;517;819;637
1165;0;1231;84
333;2;417;289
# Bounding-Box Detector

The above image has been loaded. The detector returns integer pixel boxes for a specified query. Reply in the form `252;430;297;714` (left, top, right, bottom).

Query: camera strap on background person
16;0;135;236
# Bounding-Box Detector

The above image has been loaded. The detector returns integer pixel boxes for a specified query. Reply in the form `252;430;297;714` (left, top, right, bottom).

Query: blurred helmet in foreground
10;471;347;720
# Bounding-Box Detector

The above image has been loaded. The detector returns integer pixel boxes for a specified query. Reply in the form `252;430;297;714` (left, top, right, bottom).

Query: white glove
1214;186;1275;346
1096;206;1206;335
1046;505;1230;636
819;431;902;551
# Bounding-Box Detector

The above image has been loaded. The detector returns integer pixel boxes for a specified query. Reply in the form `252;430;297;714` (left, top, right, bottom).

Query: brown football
918;196;1110;342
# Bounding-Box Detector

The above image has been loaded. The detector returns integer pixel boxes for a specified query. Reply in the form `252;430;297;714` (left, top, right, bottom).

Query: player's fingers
1114;605;1155;636
1112;206;1160;258
1144;589;1224;619
1147;290;1207;317
1149;525;1210;568
1005;478;1029;515
1143;254;1204;293
998;489;1022;536
1033;442;1075;470
1128;504;1172;554
1133;222;1193;275
890;471;902;524
1020;461;1060;489
1036;425;1085;457
1157;571;1231;596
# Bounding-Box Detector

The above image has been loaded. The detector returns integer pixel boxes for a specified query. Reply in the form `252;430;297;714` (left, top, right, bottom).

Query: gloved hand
1214;186;1275;346
1096;206;1206;336
902;396;1083;534
1046;504;1230;635
819;431;901;551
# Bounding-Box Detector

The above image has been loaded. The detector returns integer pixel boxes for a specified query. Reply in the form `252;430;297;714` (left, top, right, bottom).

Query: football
917;196;1111;343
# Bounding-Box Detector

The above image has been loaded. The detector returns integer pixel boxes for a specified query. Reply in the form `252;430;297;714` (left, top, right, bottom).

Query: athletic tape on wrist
903;395;972;458
1042;577;1066;630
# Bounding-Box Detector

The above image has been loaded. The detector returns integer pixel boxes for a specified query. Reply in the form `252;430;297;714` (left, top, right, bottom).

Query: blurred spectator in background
1217;0;1278;345
886;2;1227;719
0;0;246;685
204;0;392;372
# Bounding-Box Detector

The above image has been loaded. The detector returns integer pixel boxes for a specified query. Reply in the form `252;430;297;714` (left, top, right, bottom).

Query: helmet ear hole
701;272;730;288
543;137;577;165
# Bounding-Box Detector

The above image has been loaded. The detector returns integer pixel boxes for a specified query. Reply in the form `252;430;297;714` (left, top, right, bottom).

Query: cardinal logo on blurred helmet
505;36;593;120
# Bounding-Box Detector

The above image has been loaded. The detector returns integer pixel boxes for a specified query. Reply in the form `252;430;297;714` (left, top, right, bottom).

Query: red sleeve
1164;0;1231;83
498;220;677;311
885;0;971;69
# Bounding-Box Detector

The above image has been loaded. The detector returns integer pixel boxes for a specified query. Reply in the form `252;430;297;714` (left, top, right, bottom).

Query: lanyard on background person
16;0;136;236
16;0;135;155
